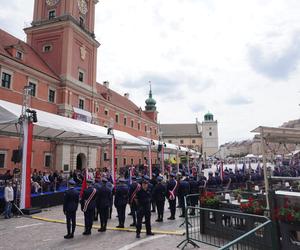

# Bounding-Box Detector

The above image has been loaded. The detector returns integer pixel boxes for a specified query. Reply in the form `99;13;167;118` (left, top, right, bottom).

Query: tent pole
20;119;33;209
261;127;270;210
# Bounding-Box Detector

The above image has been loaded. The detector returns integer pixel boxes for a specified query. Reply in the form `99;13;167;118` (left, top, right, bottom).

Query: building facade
161;112;219;157
0;0;158;173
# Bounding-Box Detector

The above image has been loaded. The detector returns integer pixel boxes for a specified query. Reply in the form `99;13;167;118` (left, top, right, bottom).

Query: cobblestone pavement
0;205;217;250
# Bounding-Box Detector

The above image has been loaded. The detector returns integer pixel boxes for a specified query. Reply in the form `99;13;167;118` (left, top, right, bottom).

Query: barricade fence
178;194;279;250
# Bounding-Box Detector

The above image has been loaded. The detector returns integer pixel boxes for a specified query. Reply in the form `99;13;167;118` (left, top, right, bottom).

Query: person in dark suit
135;176;154;238
167;173;178;220
96;177;112;232
152;175;166;222
188;175;200;215
114;178;129;228
177;176;190;217
63;179;79;239
129;176;141;227
81;179;97;235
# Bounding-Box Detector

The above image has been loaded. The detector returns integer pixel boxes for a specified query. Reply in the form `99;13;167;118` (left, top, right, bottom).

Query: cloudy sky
1;0;300;144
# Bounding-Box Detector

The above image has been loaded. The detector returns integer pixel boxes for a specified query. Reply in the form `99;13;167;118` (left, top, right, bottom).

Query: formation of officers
63;172;206;239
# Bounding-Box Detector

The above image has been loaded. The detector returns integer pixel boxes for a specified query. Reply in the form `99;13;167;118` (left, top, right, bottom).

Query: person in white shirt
4;181;14;219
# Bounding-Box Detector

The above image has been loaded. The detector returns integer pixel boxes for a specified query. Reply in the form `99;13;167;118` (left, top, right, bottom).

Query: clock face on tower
77;0;88;15
46;0;60;6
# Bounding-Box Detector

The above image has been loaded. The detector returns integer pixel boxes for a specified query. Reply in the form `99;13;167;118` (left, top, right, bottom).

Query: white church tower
202;112;219;158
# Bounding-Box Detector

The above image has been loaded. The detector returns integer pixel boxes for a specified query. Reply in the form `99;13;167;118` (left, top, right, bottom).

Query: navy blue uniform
129;182;140;226
81;186;97;234
135;187;152;235
63;187;79;236
96;184;112;231
167;178;178;219
114;183;129;228
188;178;199;215
177;179;190;217
152;182;166;221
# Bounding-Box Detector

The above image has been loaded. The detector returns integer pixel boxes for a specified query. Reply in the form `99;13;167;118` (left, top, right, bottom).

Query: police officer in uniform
167;173;178;220
114;178;129;228
177;175;190;217
96;177;112;232
129;176;141;227
81;179;97;235
135;176;154;238
63;179;79;239
188;174;199;215
152;175;166;222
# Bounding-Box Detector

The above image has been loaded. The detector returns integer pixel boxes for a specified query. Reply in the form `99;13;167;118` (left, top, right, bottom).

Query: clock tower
24;0;100;117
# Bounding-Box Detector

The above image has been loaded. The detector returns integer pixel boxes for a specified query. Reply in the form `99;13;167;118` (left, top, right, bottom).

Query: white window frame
48;9;56;20
0;150;7;169
115;113;119;123
78;69;85;82
79;97;85;110
0;68;13;89
48;87;56;103
131;119;134;128
28;78;38;97
123;116;127;126
16;51;23;60
43;44;52;53
44;153;52;168
104;108;109;116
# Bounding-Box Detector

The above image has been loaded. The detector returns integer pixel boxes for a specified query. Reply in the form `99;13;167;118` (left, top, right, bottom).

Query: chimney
124;93;129;99
103;81;109;88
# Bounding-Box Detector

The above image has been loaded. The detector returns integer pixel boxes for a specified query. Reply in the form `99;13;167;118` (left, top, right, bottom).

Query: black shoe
167;217;175;220
128;212;133;216
130;223;136;227
136;234;140;238
116;225;124;228
146;232;155;236
64;234;72;239
179;214;185;218
142;221;146;224
83;231;91;235
98;228;105;232
151;210;155;212
155;218;160;222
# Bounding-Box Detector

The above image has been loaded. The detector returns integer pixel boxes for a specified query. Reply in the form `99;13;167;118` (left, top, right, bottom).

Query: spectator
4;181;14;219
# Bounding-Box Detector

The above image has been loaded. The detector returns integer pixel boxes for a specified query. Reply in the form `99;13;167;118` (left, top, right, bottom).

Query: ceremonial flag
80;168;88;198
220;161;224;181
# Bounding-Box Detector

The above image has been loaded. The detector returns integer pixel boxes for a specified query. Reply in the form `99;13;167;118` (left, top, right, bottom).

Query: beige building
160;112;219;157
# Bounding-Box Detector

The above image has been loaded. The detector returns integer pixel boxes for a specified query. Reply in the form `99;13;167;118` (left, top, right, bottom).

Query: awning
0;100;147;146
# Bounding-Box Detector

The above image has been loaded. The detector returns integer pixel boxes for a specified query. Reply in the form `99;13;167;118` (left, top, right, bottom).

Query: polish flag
80;168;88;198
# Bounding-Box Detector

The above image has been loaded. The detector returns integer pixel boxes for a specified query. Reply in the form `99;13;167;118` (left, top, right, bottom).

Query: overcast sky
1;0;300;144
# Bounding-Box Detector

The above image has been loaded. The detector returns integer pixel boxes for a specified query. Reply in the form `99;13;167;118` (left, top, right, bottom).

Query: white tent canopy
0;100;147;146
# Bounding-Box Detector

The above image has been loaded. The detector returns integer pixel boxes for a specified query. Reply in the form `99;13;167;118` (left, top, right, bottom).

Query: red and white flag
80;168;88;198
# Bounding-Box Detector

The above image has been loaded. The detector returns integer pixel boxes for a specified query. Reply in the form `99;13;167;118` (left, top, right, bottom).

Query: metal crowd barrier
177;194;279;250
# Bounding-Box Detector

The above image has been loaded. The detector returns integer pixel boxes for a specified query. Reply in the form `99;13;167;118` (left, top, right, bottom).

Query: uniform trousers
99;206;109;228
136;206;151;234
130;203;137;225
116;205;126;226
84;209;94;232
168;199;176;218
156;200;165;219
66;211;76;234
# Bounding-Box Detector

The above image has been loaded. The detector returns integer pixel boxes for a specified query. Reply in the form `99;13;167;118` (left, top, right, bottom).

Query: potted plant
200;191;220;209
240;197;264;215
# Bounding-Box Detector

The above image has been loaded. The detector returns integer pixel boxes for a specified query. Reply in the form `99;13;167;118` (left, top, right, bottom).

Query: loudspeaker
157;144;162;152
11;149;22;164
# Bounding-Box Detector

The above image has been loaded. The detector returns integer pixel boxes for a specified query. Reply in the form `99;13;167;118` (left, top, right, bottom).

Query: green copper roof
145;84;156;111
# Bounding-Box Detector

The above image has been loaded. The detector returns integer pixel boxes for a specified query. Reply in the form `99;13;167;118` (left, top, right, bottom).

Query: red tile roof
96;83;156;123
0;28;59;80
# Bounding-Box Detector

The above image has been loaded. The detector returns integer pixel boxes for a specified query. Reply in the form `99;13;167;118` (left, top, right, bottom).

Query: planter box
280;221;300;250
